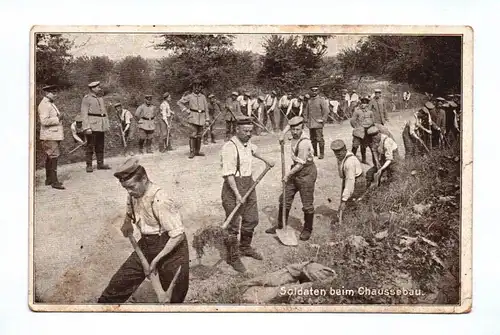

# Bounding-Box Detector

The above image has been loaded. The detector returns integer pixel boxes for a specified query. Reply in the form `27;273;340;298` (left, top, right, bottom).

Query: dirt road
33;110;413;303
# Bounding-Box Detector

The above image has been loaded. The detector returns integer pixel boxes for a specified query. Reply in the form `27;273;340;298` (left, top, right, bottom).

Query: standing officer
220;116;274;273
159;92;175;152
266;116;317;241
369;89;389;125
38;86;65;190
177;79;210;159
204;93;222;144
350;96;377;165
330;139;366;212
135;94;157;154
303;86;329;159
80;81;111;172
224;91;242;141
98;158;190;303
263;90;278;132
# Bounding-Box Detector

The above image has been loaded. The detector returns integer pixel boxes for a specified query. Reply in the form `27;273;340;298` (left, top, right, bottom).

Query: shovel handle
221;164;273;229
128;235;151;273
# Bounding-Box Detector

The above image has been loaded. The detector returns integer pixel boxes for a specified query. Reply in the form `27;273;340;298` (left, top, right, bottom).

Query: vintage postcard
29;25;472;313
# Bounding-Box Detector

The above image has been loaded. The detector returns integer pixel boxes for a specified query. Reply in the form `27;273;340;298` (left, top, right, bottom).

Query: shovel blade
276;227;298;246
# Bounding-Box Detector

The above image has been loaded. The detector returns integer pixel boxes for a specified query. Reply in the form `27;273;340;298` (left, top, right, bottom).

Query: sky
66;33;363;60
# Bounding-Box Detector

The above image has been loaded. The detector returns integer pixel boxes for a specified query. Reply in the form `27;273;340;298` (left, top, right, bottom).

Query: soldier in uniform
224;91;242;141
204;93;222;144
263;90;278;132
330;139;366;212
368;89;389;125
350;96;377;165
220;116;274;273
303;86;329;159
38;86;65;190
80;81;111;173
115;102;134;154
135;94;157;154
159;92;175;152
177;80;210;159
366;127;400;186
98;158;190;303
267;116;317;241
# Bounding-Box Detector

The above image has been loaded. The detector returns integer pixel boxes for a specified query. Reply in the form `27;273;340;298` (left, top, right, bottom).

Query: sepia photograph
29;25;472;313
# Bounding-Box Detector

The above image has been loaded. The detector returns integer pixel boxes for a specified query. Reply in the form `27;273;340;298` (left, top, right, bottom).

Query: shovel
128;234;182;303
275;142;298;246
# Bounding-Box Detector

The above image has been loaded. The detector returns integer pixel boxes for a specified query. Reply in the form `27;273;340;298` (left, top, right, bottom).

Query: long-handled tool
165;117;171;150
68;141;87;154
127;234;182;303
275;142;298;246
200;111;223;140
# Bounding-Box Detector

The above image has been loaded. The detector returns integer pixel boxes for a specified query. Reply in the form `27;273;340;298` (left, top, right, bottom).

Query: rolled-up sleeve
342;159;357;201
152;190;185;238
294;139;312;165
221;143;238;177
384;138;398;161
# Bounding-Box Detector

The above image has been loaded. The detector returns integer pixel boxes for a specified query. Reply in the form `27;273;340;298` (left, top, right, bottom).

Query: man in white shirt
278;92;292;130
263;90;278;132
286;95;304;119
70;115;86;145
114;102;134;154
159;93;175;152
98;158;190;303
366;127;400;186
220;116;274;273
237;92;252;117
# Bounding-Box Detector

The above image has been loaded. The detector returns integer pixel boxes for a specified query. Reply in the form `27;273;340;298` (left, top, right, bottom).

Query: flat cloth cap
88;81;100;88
163;92;170;98
448;101;458;108
258;95;265;101
145;94;153;98
425;101;435;109
310;86;319;91
42;85;57;92
271;90;277;95
75;115;83;122
208;93;215;99
231;91;239;96
114;102;122;107
360;96;370;103
236;116;253;125
436;97;446;101
304;94;310;99
288;116;304;127
330;139;346;151
374;89;382;93
114;158;143;182
244;92;251;97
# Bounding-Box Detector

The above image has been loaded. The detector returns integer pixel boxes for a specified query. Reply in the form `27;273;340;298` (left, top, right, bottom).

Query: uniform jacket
38;97;64;141
80;92;110;132
177;92;209;126
368;97;388;125
304;95;329;129
135;103;157;131
224;98;242;121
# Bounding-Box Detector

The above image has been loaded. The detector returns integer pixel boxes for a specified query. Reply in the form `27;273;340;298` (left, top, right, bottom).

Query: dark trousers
366;155;400;185
226;121;236;139
221;176;259;236
279;108;287;130
85;131;105;166
402;125;422;158
279;163;317;214
309;128;324;155
262;109;276;131
190;124;203;138
98;233;190;304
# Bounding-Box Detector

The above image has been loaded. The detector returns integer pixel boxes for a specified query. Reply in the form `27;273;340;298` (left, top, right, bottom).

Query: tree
35;33;74;87
258;35;331;92
116;56;151;90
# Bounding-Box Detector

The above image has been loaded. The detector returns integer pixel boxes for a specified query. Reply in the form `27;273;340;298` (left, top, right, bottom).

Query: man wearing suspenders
267;116;317;241
98;158;190;303
330;139;367;213
220;116;274;273
366;128;400;186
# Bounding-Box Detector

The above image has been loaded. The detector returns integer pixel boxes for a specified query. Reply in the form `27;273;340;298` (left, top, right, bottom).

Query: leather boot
239;231;263;260
211;133;216;143
319;143;325;159
360;146;368;165
312;140;318;157
266;206;289;234
138;139;145;154
86;151;93;173
226;234;246;273
50;158;65;190
146;139;153;153
195;137;205;156
300;212;314;241
188;138;195;159
159;139;166;153
45;157;52;185
96;152;111;170
203;134;209;145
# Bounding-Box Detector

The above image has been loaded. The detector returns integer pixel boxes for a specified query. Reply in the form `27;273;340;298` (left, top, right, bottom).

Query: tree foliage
116;56;151;90
35;34;74;87
337;36;462;94
258;35;331;92
67;56;115;88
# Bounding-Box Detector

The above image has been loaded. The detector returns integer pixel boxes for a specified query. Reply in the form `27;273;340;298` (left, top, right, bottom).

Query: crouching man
366;128;400;186
98;158;190;303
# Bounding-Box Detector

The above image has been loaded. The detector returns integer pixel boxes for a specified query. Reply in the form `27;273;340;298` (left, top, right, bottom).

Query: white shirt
237;96;252;116
70;122;85;143
287;98;303;116
329;100;339;114
127;184;185;237
279;95;291;108
350;93;359;103
339;152;363;201
220;136;257;177
160;101;174;119
120;109;133;124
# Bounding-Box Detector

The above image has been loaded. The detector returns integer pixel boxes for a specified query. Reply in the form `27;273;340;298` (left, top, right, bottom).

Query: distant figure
368;89;389;125
303;86;329;160
403;91;411;109
135;94;156;154
204;93;222;144
224;91;242;140
350;96;377;166
115;102;134;155
278;92;292;130
263;90;278;132
159;92;175;152
286;95;304;119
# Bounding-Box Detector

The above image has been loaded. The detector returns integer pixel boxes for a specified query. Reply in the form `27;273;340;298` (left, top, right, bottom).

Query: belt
141;117;154;121
190;109;206;113
88;113;106;117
